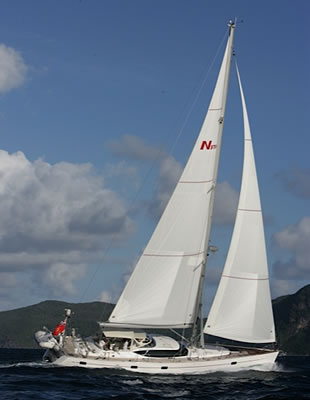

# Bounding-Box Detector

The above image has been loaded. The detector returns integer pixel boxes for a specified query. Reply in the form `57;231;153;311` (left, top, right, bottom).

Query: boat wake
120;378;144;385
271;361;295;373
0;361;53;369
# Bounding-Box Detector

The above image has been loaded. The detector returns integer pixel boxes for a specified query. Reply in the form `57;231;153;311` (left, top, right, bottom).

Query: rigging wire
148;28;229;201
78;143;166;303
78;143;168;325
168;29;229;157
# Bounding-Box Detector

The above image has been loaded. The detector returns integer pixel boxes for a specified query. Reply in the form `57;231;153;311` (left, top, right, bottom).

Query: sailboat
34;21;278;374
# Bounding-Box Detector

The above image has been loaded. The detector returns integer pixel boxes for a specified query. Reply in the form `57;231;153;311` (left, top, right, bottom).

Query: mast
191;20;236;347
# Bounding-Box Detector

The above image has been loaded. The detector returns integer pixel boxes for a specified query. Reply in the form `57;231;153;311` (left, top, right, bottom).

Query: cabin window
79;361;87;365
231;361;237;365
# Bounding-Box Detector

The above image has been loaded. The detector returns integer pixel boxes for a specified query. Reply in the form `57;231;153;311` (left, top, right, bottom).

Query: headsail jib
204;64;276;344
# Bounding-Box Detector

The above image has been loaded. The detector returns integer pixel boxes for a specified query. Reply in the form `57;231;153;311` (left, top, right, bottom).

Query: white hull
48;350;278;375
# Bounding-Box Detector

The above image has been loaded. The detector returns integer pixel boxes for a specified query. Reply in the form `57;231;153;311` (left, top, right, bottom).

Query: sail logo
200;140;217;150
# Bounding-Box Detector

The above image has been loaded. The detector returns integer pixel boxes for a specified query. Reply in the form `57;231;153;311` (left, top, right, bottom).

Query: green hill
0;284;309;354
273;284;310;355
0;300;114;348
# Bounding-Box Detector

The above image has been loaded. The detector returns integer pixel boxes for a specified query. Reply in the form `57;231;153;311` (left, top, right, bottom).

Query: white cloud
98;254;140;305
0;150;133;255
105;161;138;180
107;134;163;161
105;161;140;191
0;272;17;288
99;290;113;303
213;181;239;225
276;168;310;199
0;150;135;306
272;217;310;280
0;43;27;93
43;263;86;296
271;279;305;299
146;155;183;219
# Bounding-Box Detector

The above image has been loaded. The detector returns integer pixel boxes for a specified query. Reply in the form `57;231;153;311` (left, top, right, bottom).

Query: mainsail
107;27;235;328
204;65;276;343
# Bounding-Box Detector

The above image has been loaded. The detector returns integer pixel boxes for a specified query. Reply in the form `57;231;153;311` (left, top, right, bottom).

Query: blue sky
0;0;308;312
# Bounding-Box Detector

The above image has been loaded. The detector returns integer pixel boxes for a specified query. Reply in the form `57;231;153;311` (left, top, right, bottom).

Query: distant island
0;285;309;355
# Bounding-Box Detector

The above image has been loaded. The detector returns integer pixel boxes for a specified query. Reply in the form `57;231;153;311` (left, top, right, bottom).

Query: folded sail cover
108;33;235;328
204;66;276;343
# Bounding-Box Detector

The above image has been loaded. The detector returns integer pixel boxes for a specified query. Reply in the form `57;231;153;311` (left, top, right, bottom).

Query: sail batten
143;251;204;257
204;64;276;344
222;275;269;281
238;208;261;212
179;180;214;183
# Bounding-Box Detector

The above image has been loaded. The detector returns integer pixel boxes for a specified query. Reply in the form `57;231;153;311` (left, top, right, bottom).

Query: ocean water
0;349;309;400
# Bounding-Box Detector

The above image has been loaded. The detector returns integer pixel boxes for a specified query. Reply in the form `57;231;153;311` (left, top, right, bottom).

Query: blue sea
0;349;309;399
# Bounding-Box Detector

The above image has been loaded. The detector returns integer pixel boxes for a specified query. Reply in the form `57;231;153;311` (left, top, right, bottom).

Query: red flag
53;321;66;336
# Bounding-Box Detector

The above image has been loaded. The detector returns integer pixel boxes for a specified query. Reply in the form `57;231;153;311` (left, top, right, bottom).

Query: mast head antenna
227;19;236;35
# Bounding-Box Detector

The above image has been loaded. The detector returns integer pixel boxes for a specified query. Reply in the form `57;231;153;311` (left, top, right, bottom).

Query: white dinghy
35;21;278;374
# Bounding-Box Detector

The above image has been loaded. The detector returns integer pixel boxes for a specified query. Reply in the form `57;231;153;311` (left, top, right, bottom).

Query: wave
0;361;53;369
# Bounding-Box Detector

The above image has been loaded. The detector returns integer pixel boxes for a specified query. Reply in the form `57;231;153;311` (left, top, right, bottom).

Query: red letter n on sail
200;140;212;150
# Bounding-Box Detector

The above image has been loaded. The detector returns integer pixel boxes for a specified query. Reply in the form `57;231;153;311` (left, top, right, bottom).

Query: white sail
107;29;235;329
204;65;276;343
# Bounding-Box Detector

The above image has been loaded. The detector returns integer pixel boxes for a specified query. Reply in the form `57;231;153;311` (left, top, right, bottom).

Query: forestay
204;65;276;343
107;31;235;329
